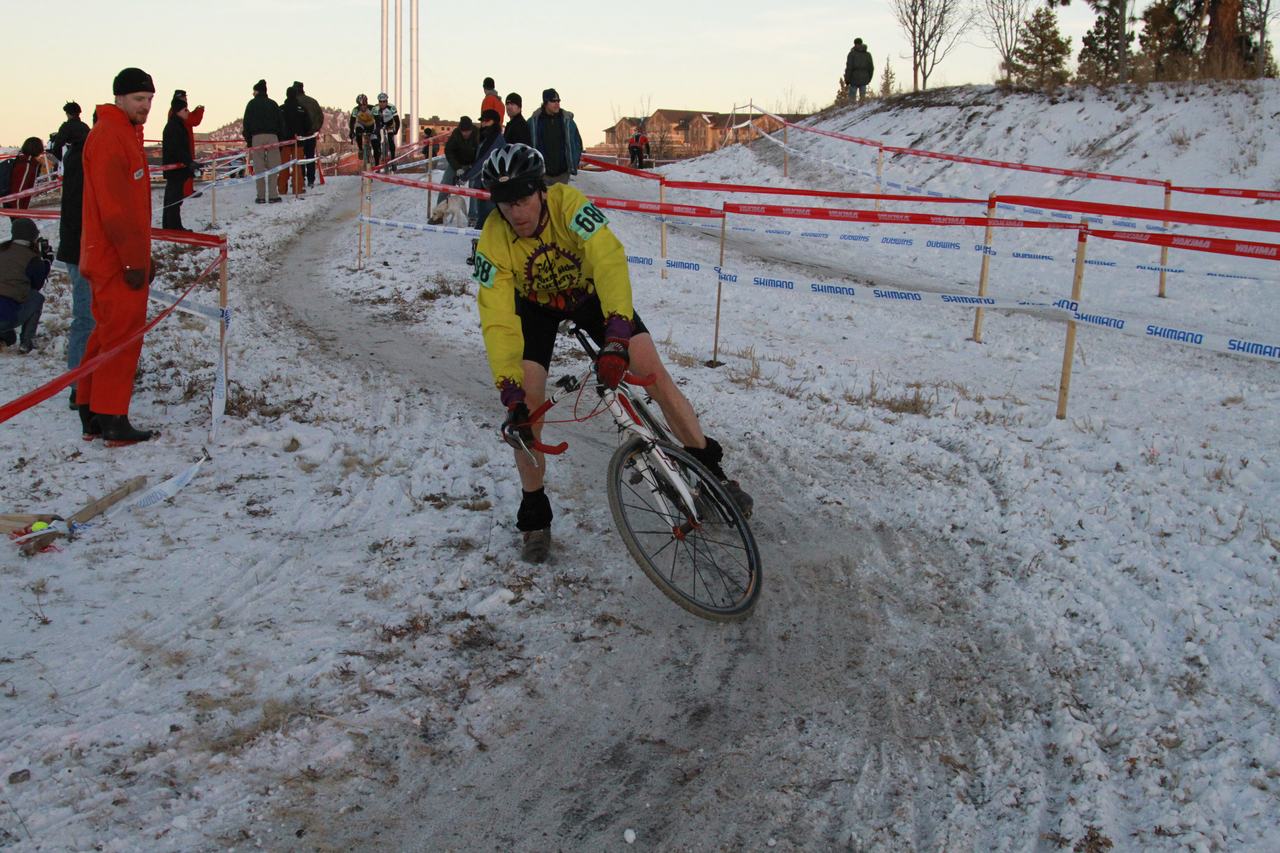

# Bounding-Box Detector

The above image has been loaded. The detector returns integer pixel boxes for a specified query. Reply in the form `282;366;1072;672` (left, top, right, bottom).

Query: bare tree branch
892;0;976;90
977;0;1033;78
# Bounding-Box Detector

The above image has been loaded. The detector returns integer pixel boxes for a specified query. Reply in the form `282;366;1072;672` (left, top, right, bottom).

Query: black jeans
162;175;186;230
301;137;317;185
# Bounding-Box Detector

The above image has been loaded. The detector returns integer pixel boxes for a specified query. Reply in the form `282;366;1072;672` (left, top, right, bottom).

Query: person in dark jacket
172;89;205;199
162;94;198;230
845;38;875;102
440;116;477;205
463;109;506;228
503;92;531;147
50;102;90;163
0;218;51;354
278;86;309;196
293;81;324;187
3;138;46;209
242;79;283;203
58;110;93;406
528;88;583;185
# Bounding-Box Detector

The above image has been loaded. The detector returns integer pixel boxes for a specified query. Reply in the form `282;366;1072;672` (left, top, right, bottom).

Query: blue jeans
66;263;95;381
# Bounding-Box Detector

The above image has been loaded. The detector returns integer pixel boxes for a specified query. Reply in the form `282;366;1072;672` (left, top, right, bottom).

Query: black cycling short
516;292;648;371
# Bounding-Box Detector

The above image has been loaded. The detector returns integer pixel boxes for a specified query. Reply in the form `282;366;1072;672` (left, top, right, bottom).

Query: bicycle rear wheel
607;438;761;620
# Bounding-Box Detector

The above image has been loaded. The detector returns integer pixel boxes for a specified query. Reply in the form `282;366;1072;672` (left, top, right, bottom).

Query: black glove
502;402;535;449
123;268;147;290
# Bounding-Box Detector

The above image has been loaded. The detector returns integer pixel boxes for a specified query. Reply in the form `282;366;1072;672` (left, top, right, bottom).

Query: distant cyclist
471;143;753;562
348;95;379;165
375;92;400;170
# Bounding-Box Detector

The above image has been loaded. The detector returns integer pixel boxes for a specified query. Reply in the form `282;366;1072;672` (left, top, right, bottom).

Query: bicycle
503;322;762;621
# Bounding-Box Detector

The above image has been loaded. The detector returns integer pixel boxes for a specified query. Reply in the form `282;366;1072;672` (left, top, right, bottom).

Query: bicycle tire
607;437;761;621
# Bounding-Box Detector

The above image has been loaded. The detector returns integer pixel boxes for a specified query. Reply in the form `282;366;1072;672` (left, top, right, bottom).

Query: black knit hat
458;116;473;130
171;96;188;112
113;67;155;96
293;81;305;92
173;89;187;100
63;101;81;115
505;92;521;107
480;109;501;124
542;88;560;103
10;218;39;243
253;79;267;94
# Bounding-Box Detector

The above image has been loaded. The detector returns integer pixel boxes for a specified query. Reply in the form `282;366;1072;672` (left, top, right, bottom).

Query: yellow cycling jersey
473;182;634;391
352;109;375;129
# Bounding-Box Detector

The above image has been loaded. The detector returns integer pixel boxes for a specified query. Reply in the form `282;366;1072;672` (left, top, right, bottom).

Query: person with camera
75;67;160;446
0;218;52;354
162;92;200;230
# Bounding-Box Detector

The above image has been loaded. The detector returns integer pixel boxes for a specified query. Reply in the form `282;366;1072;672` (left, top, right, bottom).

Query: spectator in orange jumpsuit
3;138;45;209
75;67;159;446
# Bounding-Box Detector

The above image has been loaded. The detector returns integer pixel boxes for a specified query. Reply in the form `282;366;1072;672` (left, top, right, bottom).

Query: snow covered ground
1;81;1278;851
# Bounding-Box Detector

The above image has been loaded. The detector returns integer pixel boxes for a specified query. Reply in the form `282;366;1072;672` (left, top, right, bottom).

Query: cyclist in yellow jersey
473;143;752;563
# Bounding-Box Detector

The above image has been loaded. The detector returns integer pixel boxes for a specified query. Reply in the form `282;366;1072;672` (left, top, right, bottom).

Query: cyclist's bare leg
515;359;549;491
627;333;707;450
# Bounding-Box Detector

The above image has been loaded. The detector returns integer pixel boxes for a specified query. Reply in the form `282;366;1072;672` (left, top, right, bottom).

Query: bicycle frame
510;325;705;528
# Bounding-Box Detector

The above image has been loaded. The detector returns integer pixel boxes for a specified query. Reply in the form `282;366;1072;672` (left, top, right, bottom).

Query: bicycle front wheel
607;438;762;621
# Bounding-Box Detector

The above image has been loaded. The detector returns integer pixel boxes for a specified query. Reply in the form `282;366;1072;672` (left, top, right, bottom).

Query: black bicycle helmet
482;143;546;203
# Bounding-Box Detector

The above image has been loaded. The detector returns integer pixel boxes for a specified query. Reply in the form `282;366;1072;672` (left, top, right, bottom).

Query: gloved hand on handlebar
502;402;534;449
595;315;632;389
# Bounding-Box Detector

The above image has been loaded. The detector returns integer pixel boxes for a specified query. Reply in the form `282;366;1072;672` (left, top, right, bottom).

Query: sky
2;0;1116;149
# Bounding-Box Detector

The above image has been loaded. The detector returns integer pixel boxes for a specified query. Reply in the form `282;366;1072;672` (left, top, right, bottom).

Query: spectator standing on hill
463;109;506;228
172;89;205;199
627;128;649;168
162;93;198;230
845;37;874;103
76;67;158;445
481;78;504;130
528;88;582;186
58;108;93;407
294;81;324;187
504;93;531;146
280;86;310;195
243;79;283;203
3;138;46;209
0;218;51;354
50;102;90;163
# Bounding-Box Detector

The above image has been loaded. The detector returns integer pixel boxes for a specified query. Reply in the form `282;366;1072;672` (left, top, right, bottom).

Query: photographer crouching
0;218;52;354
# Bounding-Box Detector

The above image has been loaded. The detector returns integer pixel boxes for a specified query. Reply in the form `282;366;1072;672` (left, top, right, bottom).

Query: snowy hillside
1;82;1277;851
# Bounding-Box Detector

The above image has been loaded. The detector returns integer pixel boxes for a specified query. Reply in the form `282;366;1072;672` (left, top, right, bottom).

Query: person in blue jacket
462;108;507;228
528;88;582;185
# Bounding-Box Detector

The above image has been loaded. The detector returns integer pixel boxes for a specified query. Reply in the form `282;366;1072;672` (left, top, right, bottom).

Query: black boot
685;437;754;518
96;413;158;446
77;404;101;441
516;488;553;563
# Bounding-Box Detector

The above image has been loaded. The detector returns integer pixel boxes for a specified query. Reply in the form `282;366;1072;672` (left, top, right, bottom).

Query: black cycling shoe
685;437;753;518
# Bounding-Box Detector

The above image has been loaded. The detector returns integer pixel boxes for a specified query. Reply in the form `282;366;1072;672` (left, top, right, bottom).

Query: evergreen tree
1075;0;1136;83
1010;8;1072;89
879;59;899;97
1138;0;1201;80
835;76;851;107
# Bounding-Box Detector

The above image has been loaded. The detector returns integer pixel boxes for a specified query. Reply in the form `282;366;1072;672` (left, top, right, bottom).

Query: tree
1010;8;1072;88
880;59;900;97
835;76;852;106
1050;0;1136;83
1205;0;1245;76
891;0;975;91
977;0;1033;80
1137;0;1201;80
1242;0;1279;76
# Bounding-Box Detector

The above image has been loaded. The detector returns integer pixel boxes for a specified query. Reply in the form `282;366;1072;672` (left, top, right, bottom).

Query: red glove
596;341;629;389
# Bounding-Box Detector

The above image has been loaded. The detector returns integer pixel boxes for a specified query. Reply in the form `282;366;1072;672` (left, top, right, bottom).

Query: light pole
409;0;419;144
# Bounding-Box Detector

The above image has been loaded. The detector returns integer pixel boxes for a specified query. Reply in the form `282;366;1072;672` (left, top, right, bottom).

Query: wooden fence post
659;180;668;280
972;193;997;343
783;125;789;178
875;147;884;211
1159;181;1172;298
710;209;728;367
219;250;230;387
1056;222;1090;420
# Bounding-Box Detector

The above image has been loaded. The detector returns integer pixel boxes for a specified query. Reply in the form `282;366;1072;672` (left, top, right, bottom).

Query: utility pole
409;0;419;144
